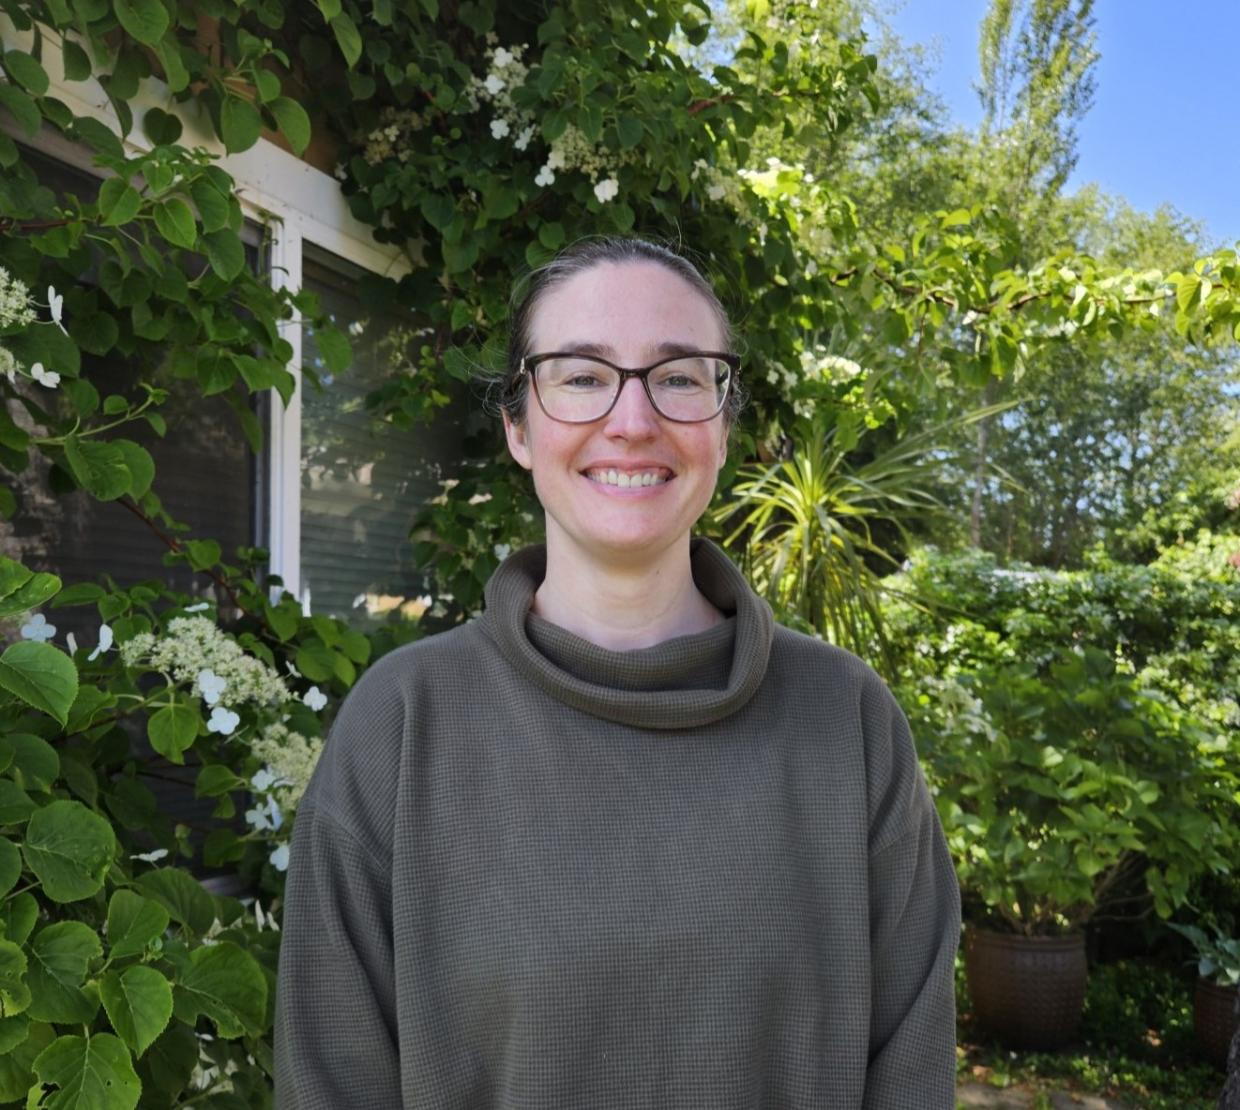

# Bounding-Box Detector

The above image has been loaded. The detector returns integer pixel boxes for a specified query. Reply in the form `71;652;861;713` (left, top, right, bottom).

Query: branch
116;496;251;615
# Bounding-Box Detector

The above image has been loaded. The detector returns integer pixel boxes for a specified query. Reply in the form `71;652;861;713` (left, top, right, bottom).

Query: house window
296;243;472;623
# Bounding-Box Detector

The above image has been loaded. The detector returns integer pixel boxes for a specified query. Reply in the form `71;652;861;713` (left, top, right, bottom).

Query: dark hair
501;236;744;425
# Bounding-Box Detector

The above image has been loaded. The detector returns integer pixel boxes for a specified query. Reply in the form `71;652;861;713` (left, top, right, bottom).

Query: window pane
299;243;474;623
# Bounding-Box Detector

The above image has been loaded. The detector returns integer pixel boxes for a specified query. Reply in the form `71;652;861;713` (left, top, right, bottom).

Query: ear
503;411;533;471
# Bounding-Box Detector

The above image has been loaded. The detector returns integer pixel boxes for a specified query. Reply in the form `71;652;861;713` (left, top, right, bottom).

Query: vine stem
115;497;251;616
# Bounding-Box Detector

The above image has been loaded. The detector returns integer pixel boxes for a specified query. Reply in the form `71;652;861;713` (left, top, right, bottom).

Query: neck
532;531;722;651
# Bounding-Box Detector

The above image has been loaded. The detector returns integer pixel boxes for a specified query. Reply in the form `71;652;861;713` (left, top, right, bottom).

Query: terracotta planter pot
1195;977;1239;1069
964;927;1088;1049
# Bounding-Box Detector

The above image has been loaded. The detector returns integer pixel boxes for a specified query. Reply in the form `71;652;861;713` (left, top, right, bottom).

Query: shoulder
768;623;891;704
768;625;927;846
301;621;488;853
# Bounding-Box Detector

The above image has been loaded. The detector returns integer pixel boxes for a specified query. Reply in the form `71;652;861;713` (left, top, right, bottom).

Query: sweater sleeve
860;674;961;1109
274;651;410;1109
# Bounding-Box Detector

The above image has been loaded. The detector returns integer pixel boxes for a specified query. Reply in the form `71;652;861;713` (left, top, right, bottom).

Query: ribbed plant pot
964;927;1088;1050
1194;978;1239;1069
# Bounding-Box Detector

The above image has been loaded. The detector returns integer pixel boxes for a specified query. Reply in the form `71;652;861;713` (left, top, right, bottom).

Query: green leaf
25;922;101;1024
114;0;170;45
153;41;189;94
22;800;115;903
152;197;197;250
113;439;154;499
49;583;104;608
616;113;643;148
420;193;455;231
105;891;170;961
143;1021;197;1096
0;782;35;826
0;641;78;727
3;51;50;96
98;177;142;227
0;572;61;619
220;96;262;154
203;228;245;281
443;237;478;274
189;178;229;232
0;839;19;897
64;435;131;501
0;84;40;137
100;966;171;1056
5;733;59;792
267;96;311;155
941;207;972;228
61;39;91;81
0;940;30;1018
330;12;363;67
0;1014;27;1054
0;1020;52;1101
194;764;245;799
313;325;351;373
184;538;220;570
34;1033;140;1110
1;893;38;946
172;941;267;1038
146;700;199;765
135;868;214;935
316;0;342;17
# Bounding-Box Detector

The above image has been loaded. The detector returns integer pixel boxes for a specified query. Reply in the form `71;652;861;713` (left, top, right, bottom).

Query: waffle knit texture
274;539;960;1108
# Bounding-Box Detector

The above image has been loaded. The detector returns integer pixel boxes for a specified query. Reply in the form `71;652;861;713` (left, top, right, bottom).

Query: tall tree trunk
969;378;998;547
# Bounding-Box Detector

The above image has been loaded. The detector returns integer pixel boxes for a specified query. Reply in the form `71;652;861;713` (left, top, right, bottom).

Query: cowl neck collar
480;539;773;730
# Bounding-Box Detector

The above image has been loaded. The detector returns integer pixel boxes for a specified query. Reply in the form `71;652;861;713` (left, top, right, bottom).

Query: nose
602;374;660;439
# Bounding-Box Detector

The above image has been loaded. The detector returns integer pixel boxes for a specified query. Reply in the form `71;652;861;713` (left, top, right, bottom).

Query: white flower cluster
0;267;36;330
463;43;538;155
537;123;632;200
690;159;750;215
250;721;323;814
121;616;288;708
917;675;997;748
801;352;863;383
361;106;427;166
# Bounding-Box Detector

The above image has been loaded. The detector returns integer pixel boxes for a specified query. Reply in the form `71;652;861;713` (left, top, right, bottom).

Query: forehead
528;260;726;354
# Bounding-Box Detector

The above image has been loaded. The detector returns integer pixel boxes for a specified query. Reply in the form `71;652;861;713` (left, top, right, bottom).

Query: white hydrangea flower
535;165;555;188
490;118;511;139
593;177;620;204
20;613;55;642
0;345;20;382
250;722;324;812
0;268;36;330
484;73;505;96
196;668;227;706
301;685;327;712
493;543;512;561
514;125;534;151
130;848;169;863
492;46;514;67
269;843;290;871
86;623;113;662
46;286;66;334
122;617;288;707
30;362;59;389
207;706;240;735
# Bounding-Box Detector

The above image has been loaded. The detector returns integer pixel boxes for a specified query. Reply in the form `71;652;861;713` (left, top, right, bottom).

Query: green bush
905;646;1238;934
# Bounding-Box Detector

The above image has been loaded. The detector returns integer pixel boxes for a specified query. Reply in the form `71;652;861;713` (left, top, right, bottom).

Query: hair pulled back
501;237;743;425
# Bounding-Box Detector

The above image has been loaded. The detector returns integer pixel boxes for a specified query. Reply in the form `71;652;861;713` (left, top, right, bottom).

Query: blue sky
881;1;1240;250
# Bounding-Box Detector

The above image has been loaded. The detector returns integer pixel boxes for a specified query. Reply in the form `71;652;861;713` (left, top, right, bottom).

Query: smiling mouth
582;467;674;488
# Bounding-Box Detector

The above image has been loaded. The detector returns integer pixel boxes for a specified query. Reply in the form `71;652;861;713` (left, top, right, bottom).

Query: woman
275;238;961;1108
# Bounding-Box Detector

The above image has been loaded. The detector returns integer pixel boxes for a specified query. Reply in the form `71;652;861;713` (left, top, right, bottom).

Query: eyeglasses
520;351;739;424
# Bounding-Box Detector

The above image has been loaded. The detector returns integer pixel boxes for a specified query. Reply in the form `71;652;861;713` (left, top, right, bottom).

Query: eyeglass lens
533;356;730;422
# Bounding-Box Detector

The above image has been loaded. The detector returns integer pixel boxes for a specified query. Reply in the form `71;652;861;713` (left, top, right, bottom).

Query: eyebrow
552;340;711;360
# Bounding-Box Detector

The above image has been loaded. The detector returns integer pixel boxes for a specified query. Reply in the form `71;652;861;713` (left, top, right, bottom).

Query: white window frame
0;16;410;601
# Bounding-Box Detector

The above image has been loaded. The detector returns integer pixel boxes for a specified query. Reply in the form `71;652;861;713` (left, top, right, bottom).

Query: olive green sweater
274;540;960;1108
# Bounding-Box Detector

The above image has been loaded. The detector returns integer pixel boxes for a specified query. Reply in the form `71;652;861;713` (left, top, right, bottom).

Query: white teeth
586;468;669;487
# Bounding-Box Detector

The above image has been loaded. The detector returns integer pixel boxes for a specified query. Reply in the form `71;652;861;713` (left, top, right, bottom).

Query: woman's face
504;260;729;566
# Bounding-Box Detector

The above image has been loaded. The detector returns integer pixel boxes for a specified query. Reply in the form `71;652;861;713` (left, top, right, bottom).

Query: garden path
956;1082;1134;1108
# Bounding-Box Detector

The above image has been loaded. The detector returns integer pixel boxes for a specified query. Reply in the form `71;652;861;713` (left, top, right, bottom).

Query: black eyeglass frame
519;351;740;424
